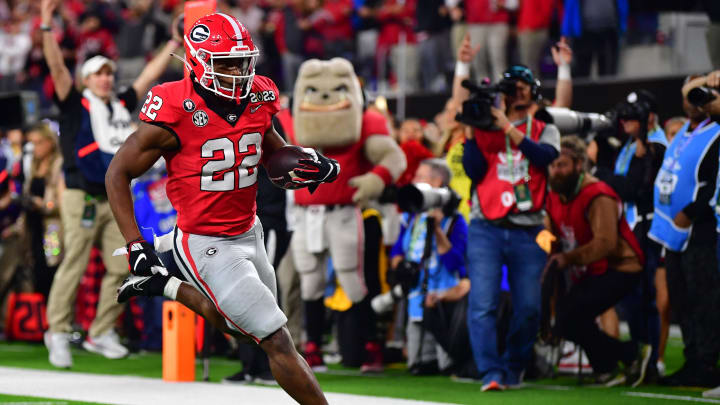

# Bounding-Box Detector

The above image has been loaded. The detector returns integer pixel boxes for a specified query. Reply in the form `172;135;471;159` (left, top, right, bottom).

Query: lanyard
667;118;711;169
408;214;427;257
505;115;532;183
574;172;585;197
615;140;636;176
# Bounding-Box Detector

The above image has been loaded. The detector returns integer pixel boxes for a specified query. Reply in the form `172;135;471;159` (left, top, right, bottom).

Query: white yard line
624;392;720;404
0;367;457;405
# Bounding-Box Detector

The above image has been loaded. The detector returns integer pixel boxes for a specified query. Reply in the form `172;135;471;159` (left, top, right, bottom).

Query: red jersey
474;119;548;220
546;180;644;282
294;110;390;205
139;75;280;236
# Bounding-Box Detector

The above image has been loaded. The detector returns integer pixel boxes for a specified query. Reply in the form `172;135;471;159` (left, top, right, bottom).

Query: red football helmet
184;13;259;100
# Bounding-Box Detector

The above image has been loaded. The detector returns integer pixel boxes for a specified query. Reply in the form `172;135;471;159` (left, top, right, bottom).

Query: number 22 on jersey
201;133;262;191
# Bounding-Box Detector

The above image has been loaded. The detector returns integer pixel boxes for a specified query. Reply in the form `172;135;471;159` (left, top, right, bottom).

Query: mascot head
293;58;363;148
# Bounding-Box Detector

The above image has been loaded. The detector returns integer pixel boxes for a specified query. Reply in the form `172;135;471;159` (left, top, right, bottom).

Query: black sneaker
116;274;169;303
660;364;692;386
251;370;278;386
661;365;720;388
221;371;251;385
595;370;626;387
626;344;652;387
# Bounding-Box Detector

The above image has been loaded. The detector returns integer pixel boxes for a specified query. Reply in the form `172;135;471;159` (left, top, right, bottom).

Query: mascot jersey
295;109;390;205
139;75;280;236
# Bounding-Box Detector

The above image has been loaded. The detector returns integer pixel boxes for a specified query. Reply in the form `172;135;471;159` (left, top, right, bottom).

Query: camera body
371;260;420;314
455;78;518;130
688;86;718;107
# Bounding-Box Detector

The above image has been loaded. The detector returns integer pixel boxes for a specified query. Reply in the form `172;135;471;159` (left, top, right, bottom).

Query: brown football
266;145;312;189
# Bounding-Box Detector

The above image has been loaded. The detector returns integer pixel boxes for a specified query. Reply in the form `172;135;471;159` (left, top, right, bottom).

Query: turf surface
0;337;713;405
0;393;105;404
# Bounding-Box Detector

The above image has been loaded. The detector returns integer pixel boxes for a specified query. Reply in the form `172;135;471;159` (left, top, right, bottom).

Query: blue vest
402;213;461;321
614;128;668;229
649;121;720;251
132;176;177;242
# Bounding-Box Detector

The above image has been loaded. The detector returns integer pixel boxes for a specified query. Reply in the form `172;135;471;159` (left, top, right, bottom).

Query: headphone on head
503;65;541;100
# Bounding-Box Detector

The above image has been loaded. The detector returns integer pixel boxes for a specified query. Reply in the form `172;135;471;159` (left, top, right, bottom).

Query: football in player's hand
266;145;314;189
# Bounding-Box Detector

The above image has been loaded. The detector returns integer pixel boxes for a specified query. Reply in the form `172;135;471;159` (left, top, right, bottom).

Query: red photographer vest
546;180;644;281
474;117;547;220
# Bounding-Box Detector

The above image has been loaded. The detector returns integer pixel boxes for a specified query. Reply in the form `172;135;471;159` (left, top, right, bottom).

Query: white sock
163;276;182;300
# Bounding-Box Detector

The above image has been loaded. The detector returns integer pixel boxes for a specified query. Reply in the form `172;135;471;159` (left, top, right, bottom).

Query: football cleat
116;274;168;303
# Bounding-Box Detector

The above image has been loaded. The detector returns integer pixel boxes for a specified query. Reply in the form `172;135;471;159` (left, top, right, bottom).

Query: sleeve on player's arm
138;84;181;147
268;79;281;116
255;75;281;116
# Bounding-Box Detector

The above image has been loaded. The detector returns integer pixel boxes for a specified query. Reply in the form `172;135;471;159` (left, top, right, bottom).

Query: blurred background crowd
2;0;720;397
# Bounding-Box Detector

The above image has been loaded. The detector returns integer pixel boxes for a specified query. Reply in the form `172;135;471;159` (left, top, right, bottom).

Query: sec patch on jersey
266;146;315;189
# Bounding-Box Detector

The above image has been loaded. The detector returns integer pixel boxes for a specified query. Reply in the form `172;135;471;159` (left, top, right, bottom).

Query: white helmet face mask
185;36;259;100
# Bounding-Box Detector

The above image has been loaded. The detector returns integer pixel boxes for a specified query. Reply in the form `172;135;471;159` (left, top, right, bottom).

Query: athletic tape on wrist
455;61;470;77
558;64;571;80
164;276;182;300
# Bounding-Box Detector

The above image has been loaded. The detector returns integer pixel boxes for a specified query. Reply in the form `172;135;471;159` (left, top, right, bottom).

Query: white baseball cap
81;55;116;79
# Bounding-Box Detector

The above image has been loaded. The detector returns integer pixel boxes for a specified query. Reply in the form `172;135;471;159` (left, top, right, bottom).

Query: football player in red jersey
105;14;334;405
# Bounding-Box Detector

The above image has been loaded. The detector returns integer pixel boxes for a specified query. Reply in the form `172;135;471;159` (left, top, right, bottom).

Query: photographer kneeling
545;136;652;387
387;159;469;375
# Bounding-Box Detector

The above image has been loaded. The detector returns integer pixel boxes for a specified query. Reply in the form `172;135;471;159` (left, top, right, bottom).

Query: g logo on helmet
189;24;210;43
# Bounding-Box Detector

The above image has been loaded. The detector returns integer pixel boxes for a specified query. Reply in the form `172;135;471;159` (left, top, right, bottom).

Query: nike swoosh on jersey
250;104;263;113
133;253;147;273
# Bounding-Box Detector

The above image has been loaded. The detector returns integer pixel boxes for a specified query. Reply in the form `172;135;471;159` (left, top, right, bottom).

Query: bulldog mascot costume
290;58;406;370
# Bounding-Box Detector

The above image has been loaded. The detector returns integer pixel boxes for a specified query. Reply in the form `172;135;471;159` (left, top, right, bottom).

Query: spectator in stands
76;6;118;62
516;0;562;74
23;123;64;297
390;158;468;375
231;0;265;41
663;116;687;144
415;0;452;92
396;119;434;186
318;0;354;60
352;0;381;86
460;62;560;390
650;72;720;388
376;0;418;91
0;128;24;171
268;0;305;91
40;0;181;369
465;0;512;83
297;0;327;59
562;0;628;78
433;99;471;220
545;135;652;387
0;14;32;92
597;89;667;381
0;150;27;334
115;0;156;87
703;0;720;69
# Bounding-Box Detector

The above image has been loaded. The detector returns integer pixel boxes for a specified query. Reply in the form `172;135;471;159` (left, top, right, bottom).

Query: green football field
0;337;715;405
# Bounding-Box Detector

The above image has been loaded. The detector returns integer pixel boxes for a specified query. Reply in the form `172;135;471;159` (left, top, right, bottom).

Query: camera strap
506;115;533;211
504;114;533;183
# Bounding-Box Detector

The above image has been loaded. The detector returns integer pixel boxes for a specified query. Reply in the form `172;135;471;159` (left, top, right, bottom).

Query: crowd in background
0;0;718;102
2;0;720;397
